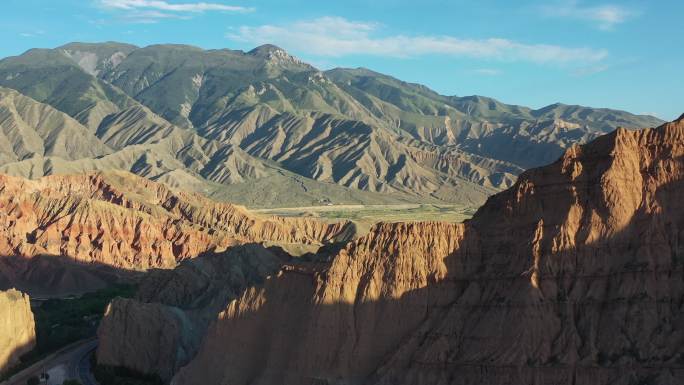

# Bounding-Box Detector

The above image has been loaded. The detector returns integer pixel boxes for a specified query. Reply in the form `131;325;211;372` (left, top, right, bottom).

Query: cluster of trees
26;375;81;385
18;285;137;385
93;364;163;385
28;285;136;359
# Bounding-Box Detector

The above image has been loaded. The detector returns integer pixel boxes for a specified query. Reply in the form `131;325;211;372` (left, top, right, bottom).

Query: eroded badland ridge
94;116;684;385
0;171;352;295
2;116;682;384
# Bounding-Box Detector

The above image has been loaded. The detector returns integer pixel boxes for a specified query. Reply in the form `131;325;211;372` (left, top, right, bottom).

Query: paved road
75;342;99;385
2;339;99;385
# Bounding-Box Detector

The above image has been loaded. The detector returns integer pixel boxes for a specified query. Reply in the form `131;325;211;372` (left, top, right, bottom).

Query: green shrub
93;364;163;385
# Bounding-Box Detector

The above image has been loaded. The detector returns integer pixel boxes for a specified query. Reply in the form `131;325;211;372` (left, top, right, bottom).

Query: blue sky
2;0;682;120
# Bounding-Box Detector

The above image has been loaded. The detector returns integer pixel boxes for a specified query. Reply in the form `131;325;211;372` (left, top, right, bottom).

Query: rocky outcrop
0;171;353;293
97;298;196;381
170;221;469;385
0;289;35;375
171;116;684;385
97;244;284;381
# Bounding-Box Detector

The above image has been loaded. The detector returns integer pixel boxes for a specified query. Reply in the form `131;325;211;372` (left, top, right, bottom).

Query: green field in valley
253;203;478;234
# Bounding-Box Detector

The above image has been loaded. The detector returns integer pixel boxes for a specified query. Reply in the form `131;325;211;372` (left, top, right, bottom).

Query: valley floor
253;203;477;234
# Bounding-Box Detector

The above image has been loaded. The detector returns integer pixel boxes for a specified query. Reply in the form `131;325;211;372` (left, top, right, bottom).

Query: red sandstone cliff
0;172;353;294
171;116;684;385
0;171;352;293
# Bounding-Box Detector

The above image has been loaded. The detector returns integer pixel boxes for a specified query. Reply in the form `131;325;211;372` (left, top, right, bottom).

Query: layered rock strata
170;117;684;385
0;171;352;269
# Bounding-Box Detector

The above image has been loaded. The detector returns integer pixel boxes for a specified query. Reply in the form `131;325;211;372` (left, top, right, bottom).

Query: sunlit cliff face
170;117;684;385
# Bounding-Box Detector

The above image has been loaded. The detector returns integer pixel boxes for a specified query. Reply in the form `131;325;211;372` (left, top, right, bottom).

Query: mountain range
0;42;681;382
0;42;663;207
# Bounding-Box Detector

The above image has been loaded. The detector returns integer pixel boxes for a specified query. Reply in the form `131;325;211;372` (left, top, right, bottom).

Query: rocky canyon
136;115;684;384
0;171;353;295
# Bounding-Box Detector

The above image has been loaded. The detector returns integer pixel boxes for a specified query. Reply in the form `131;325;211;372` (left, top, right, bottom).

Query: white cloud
542;1;636;30
19;30;45;38
572;64;610;76
228;17;608;65
473;68;502;76
99;0;253;22
125;10;190;23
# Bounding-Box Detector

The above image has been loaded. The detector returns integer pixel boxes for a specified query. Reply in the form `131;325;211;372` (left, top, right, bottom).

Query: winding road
1;339;99;385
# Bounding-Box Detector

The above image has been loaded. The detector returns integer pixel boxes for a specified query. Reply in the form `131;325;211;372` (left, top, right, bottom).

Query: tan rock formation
97;244;284;381
172;116;684;385
0;289;35;375
172;222;469;385
97;298;194;381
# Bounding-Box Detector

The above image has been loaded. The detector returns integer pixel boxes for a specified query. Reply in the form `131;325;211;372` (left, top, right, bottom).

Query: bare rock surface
97;297;195;381
0;289;35;375
171;116;684;385
97;244;284;381
0;170;353;294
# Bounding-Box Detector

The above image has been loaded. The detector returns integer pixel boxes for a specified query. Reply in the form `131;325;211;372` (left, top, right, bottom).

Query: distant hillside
0;42;663;207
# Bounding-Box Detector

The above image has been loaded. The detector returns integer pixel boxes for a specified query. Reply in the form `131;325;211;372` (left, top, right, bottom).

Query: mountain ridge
0;41;664;208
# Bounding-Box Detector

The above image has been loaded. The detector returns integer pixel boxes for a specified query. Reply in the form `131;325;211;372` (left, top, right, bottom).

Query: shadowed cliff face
0;170;354;292
170;116;684;385
97;244;286;381
0;254;137;297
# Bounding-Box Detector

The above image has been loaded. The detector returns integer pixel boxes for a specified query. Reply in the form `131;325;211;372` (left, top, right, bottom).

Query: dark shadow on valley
0;253;144;298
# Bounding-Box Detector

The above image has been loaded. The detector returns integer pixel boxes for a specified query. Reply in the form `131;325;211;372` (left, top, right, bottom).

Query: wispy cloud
98;0;253;23
640;112;663;119
572;64;610;76
19;30;45;38
473;68;502;76
228;16;608;65
542;1;636;30
127;10;191;23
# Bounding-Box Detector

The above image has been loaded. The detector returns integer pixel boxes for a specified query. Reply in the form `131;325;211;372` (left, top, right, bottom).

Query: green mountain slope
0;48;136;130
0;86;111;163
326;67;663;167
0;42;665;208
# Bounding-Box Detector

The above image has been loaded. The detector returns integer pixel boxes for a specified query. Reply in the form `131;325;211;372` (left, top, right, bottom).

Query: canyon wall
96;244;285;381
0;289;35;375
171;117;684;385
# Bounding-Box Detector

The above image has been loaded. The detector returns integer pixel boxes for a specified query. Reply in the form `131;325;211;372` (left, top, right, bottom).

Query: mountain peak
248;44;287;57
247;44;308;67
58;41;138;51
